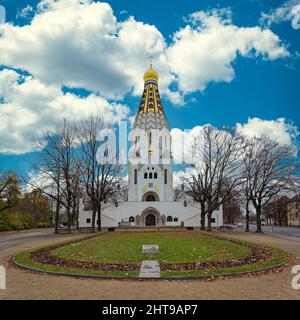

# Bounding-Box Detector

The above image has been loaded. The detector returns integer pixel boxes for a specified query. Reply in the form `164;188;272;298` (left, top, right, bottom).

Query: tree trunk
97;202;102;232
200;202;206;230
245;199;250;232
54;201;60;234
91;207;96;232
207;209;213;231
256;206;262;233
67;208;71;233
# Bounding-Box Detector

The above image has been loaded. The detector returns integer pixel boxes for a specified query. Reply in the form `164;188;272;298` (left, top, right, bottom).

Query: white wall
79;201;223;228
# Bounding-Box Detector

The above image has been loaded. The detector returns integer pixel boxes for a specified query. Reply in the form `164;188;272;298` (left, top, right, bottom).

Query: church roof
134;64;169;130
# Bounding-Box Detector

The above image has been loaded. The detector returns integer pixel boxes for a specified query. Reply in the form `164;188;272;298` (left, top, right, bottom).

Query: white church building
79;65;223;229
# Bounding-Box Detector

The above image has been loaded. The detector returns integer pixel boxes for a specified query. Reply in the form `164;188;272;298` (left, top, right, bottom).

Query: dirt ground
0;231;300;300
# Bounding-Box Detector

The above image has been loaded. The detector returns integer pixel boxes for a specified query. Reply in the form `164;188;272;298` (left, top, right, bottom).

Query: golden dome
143;66;159;82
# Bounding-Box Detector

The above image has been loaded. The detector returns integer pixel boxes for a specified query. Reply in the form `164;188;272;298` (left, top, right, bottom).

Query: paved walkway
0;229;54;250
139;260;161;278
0;231;300;299
242;224;300;242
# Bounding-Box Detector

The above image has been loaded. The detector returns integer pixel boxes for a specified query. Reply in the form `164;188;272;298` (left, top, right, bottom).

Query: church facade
78;65;223;228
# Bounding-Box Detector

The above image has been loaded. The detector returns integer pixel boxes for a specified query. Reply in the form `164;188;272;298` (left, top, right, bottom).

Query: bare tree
183;175;208;230
223;193;242;225
29;119;78;233
183;125;244;231
77;116;123;232
241;141;255;232
242;136;300;233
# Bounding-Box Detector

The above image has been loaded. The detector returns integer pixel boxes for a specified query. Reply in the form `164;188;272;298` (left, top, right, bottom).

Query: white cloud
16;5;34;19
0;1;293;155
167;8;289;93
0;2;289;101
0;0;172;100
236;117;299;146
171;119;298;165
260;0;300;30
171;126;205;164
173;169;194;187
0;69;129;154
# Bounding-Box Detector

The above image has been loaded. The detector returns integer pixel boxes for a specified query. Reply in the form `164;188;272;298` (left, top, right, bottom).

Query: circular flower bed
28;238;273;272
13;232;290;279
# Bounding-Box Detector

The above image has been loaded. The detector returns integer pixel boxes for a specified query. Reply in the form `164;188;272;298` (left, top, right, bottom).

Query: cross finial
149;55;154;69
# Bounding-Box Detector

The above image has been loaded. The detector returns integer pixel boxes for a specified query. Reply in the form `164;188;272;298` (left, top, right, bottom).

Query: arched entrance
136;207;166;227
142;191;159;202
145;213;156;226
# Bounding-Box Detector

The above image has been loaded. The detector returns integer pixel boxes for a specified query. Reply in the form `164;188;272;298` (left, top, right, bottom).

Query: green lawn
52;231;251;264
14;231;289;278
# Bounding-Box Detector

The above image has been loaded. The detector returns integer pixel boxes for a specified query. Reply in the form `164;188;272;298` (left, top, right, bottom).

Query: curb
12;256;290;281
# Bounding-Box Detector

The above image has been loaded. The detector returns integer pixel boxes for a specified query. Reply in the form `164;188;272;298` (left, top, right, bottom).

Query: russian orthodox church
79;64;223;228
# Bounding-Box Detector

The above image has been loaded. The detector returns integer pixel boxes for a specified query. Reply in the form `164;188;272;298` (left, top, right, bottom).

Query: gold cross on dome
148;55;154;69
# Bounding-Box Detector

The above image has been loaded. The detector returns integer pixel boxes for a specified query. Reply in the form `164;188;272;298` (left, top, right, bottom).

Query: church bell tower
128;63;173;202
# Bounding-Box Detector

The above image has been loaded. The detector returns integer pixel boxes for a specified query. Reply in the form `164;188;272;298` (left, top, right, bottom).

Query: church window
129;216;135;222
134;169;137;184
149;172;153;179
149;132;152;145
104;148;108;157
86;218;91;224
174;218;178;222
144;172;148;179
146;194;155;201
164;169;167;184
211;218;216;223
154;172;157;179
167;216;173;222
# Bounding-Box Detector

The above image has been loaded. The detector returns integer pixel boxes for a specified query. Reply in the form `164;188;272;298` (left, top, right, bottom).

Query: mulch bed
28;237;275;272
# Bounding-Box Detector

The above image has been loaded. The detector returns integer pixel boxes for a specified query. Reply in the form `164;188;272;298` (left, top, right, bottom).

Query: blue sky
0;0;299;176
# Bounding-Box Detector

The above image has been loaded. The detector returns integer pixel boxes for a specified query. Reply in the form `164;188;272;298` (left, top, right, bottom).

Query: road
242;224;300;241
0;229;54;250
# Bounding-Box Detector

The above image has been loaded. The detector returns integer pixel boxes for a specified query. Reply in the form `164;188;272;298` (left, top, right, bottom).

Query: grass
52;231;251;264
14;231;289;278
160;247;289;277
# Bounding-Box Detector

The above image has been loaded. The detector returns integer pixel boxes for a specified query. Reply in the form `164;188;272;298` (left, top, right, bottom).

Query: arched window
104;148;108;157
146;194;155;201
134;169;137;184
164;169;167;184
167;216;173;222
154;172;157;179
144;172;148;179
129;216;135;222
149;172;153;179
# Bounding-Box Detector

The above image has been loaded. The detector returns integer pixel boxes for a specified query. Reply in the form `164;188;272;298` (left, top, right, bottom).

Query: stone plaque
142;244;160;253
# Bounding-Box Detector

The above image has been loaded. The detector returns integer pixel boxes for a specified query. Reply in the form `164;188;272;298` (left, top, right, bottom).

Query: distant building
287;196;300;227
